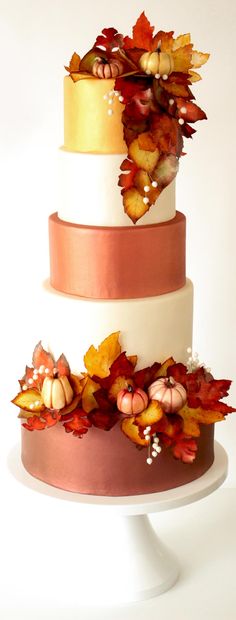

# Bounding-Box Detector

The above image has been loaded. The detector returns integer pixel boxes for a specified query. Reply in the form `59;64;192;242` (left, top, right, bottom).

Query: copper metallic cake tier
49;211;186;299
21;423;214;496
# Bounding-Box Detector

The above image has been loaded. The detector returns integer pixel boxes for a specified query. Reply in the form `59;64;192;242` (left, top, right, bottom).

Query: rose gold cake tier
21;423;214;496
49;211;186;299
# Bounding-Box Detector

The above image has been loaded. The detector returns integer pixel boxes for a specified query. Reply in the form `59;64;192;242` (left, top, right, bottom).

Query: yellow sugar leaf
128;138;159;173
70;373;85;396
134;170;160;203
82;377;100;413
123;188;150;224
189;70;202;82
121;416;149;446
60;394;81;416
68;52;81;73
178;405;225;437
12;389;45;413
172;34;191;50
109;377;134;403
135;400;163;427
84;332;121;379
155;357;176;378
191;50;210;69
172;44;193;73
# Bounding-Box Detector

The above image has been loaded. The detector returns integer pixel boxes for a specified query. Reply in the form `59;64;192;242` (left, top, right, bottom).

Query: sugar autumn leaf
65;52;81;74
123;12;154;51
172;436;198;463
84;332;121;379
95;28;123;53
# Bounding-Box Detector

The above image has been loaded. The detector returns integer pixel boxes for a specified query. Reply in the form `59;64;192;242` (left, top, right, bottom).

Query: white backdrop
0;0;236;484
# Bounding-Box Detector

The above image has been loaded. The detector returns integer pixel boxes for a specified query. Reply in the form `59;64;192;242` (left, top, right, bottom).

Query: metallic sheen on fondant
21;423;214;496
64;77;127;153
49;211;186;299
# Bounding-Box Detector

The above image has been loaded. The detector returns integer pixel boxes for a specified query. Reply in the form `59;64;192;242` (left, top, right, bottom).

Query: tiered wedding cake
13;13;235;496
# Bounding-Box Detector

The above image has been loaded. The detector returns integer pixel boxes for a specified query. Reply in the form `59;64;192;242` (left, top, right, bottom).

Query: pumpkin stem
127;384;133;393
166;377;175;388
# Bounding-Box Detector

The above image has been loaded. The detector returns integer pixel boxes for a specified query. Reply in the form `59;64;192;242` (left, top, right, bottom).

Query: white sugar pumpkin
41;376;74;410
148;376;187;413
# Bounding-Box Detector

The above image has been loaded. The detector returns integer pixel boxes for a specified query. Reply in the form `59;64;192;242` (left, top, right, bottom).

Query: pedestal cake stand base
12;441;227;604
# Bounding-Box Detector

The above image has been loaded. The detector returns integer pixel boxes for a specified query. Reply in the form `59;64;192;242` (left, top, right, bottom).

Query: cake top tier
65;12;209;223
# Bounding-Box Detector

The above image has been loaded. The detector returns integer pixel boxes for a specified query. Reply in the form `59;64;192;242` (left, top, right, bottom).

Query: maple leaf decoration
12;333;235;465
65;13;209;222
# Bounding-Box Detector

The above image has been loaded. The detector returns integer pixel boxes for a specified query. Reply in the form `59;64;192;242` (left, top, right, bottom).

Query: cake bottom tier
21;423;214;496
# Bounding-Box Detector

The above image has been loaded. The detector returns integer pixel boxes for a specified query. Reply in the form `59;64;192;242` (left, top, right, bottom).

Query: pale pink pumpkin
117;385;148;416
148;376;187;413
92;57;124;79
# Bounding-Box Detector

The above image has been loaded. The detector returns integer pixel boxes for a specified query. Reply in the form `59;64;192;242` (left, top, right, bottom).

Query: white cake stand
10;441;227;604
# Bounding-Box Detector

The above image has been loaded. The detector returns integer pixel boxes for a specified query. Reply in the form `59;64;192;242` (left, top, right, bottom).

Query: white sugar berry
39;365;45;374
32;375;38;381
152;451;158;458
155;73;160;79
145;435;150;441
22;384;28;391
108;109;113;116
45;368;50;374
118;95;124;102
152;181;158;188
162;74;168;80
169;99;174;106
178;118;184;125
180;106;187;114
29;403;34;409
144;185;150;193
146;426;151;432
146;457;153;465
143;197;149;205
35;401;40;407
187;347;192;353
103;94;108;100
28;378;33;385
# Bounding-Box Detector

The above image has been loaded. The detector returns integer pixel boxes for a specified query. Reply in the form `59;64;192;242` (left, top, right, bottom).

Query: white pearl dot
103;94;108;100
29;403;34;409
146;457;153;465
153;437;159;444
28;378;33;385
145;434;150;441
146;426;151;432
32;375;38;381
152;451;158;458
22;385;28;391
143;428;148;435
33;369;38;375
152;181;158;188
178;118;184;125
143;197;149;205
180;106;187;114
118;95;124;102
152;443;160;452
39;365;45;374
108;109;113;116
35;401;40;407
109;90;114;96
114;90;120;96
144;185;150;193
108;99;113;105
169;99;174;106
45;368;50;374
187;347;192;353
162;74;168;80
146;70;151;75
155;73;160;79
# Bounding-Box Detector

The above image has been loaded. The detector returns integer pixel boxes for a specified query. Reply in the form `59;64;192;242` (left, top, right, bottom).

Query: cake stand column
98;512;179;602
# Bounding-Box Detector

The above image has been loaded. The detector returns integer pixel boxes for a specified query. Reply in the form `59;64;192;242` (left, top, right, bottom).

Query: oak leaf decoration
84;332;121;379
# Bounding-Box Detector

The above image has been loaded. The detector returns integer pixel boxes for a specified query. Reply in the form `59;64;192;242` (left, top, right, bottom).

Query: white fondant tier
57;148;176;227
38;279;193;374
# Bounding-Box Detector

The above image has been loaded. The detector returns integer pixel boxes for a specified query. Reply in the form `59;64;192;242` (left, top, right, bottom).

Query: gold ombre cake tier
64;76;127;153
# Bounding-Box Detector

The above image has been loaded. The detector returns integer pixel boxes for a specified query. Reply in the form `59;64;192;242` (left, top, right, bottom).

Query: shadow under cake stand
10;441;227;604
